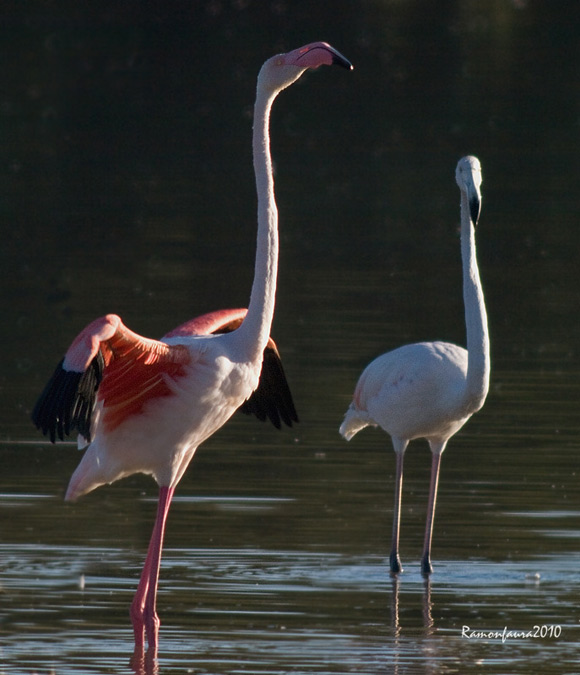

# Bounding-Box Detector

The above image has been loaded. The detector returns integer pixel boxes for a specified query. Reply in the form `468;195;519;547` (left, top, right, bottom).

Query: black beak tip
331;52;353;71
469;197;481;225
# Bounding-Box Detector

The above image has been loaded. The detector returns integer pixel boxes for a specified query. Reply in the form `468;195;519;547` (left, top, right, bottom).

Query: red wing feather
99;348;189;433
32;308;297;443
89;318;190;433
32;315;190;442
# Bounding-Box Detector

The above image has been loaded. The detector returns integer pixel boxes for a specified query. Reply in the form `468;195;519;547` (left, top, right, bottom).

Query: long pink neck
236;86;279;360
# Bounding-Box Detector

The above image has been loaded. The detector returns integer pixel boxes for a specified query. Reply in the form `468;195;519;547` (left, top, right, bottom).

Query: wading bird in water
32;42;352;658
340;156;489;576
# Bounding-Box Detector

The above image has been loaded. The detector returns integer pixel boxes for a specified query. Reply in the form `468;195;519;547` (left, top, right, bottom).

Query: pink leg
131;485;175;657
389;441;407;574
421;450;443;576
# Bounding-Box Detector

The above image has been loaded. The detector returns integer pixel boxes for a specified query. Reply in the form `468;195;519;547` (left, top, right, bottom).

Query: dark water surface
2;2;580;673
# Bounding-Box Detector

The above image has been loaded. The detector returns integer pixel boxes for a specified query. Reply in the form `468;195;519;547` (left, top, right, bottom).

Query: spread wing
32;309;298;444
32;314;190;443
168;309;298;429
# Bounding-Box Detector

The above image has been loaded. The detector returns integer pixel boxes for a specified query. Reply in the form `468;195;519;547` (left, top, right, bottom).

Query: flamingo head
258;42;352;95
456;155;482;226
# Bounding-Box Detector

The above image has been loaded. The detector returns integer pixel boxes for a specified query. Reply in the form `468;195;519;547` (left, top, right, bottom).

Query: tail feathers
339;406;373;441
64;442;113;502
65;464;95;502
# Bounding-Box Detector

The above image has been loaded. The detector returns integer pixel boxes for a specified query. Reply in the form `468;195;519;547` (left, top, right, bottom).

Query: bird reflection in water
390;575;436;675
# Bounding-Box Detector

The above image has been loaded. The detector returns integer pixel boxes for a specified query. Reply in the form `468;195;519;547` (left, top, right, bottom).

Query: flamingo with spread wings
32;42;352;657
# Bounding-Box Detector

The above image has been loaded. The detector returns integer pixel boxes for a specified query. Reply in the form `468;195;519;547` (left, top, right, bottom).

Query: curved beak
327;45;354;71
285;42;353;71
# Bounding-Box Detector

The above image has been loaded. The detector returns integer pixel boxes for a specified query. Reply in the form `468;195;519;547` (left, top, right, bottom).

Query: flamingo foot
143;607;161;656
130;594;160;657
389;550;403;575
131;604;145;651
421;554;433;576
130;575;149;652
129;645;159;675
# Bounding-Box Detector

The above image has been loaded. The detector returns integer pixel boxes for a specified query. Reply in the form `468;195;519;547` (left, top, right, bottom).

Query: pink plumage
32;42;351;660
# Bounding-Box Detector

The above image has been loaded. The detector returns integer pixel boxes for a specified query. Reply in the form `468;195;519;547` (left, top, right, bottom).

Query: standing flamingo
340;156;489;576
32;42;352;656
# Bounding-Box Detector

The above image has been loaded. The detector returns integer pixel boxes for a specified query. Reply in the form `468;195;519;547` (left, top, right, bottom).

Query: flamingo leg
130;485;175;657
389;442;407;574
421;449;443;575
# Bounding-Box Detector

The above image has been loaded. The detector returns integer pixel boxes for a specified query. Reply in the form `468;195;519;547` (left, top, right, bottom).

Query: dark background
1;3;580;672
